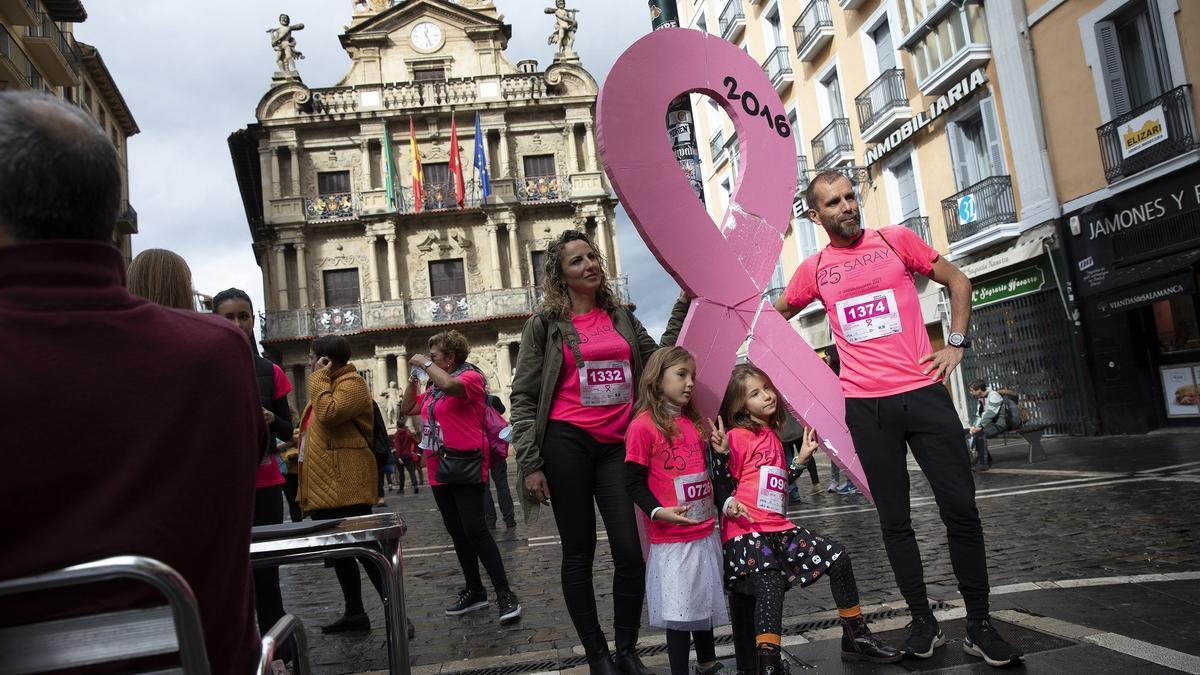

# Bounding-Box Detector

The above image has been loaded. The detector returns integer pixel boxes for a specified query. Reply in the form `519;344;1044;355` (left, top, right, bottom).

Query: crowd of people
0;89;1024;674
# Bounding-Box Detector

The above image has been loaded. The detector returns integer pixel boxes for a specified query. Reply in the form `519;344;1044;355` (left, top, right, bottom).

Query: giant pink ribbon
597;29;872;501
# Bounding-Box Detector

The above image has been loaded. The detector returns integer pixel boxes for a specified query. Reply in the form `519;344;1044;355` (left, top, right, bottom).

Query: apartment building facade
676;0;1091;432
229;0;622;414
1030;0;1199;433
0;0;138;261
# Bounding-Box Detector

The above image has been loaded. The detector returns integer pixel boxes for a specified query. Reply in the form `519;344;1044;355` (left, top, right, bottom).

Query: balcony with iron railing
261;277;630;341
305;72;554;116
793;0;833;63
0;23;41;90
761;46;793;93
517;174;569;202
304;192;357;222
811;118;853;169
1097;84;1196;184
796;154;810;194
117;201;138;235
709;129;727;165
900;215;931;246
855;69;912;143
719;0;746;42
23;12;79;86
394;180;483;214
940;175;1017;253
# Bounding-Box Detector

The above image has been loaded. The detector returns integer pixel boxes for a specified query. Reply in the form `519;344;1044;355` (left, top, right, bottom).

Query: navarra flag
408;116;422;213
448;112;465;207
473;111;491;203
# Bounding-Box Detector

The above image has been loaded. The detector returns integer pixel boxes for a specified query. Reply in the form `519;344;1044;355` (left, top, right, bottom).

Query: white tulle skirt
645;529;730;631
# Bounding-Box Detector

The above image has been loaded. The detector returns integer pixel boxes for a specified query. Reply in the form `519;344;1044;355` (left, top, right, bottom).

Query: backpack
484;405;511;461
997;389;1026;429
353;401;393;458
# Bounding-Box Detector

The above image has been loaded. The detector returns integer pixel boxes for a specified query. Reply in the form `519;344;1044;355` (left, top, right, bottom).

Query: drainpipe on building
647;0;705;203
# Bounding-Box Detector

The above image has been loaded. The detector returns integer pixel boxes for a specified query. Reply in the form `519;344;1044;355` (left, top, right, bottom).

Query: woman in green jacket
510;229;685;675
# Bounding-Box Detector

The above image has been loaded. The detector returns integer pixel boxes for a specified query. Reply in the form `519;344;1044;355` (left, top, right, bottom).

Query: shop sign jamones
864;69;987;167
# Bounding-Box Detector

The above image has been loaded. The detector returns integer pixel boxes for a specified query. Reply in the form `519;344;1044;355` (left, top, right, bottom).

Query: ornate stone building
229;0;621;415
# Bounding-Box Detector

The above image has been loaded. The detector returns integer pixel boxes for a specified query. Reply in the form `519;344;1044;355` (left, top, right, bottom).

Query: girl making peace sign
711;364;901;674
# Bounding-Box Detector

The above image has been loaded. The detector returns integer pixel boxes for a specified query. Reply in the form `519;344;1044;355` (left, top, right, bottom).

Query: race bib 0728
674;471;714;521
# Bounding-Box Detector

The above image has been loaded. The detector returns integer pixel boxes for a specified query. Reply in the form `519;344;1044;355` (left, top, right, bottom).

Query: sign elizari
865;69;988;167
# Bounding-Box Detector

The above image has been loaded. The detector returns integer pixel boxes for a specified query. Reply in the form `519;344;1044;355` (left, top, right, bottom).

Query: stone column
506;221;523;287
374;354;387;397
295;242;310;307
605;210;623;277
496;341;513;392
485;224;503;288
498;127;511;178
365;232;381;302
258;247;272;311
385;233;400;300
359;140;371;191
583;121;599;171
271;148;282;199
593;214;612;273
273;243;289;310
564;123;578;174
289;145;301;196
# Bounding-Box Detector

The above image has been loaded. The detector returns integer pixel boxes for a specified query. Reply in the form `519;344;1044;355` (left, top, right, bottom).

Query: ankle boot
755;645;788;675
614;626;654;675
588;654;621;675
839;616;902;664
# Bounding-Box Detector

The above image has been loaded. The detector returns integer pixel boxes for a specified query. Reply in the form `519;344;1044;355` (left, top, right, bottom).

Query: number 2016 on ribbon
722;76;790;138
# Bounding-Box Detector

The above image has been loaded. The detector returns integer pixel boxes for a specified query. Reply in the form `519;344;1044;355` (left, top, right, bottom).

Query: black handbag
434;446;484;486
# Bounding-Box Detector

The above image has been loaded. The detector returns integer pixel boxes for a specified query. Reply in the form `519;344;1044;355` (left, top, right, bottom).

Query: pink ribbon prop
597;29;872;502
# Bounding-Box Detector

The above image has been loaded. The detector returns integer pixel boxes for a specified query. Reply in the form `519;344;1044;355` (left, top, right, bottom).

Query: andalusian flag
408;116;422;213
449;112;465;207
382;120;396;211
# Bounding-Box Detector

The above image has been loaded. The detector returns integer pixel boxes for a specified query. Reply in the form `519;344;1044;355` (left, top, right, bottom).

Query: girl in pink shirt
713;364;900;672
625;347;729;675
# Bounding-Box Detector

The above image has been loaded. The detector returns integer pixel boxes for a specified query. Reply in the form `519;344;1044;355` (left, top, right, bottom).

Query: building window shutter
1095;20;1131;117
978;95;1006;178
947;121;974;191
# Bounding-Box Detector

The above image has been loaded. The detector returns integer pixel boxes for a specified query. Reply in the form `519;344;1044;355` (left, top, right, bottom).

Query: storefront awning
957;222;1056;280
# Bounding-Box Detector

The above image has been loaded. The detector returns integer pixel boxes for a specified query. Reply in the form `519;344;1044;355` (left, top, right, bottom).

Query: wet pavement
274;429;1200;674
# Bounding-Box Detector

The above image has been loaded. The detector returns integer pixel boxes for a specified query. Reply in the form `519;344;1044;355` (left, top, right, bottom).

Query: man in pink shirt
774;171;1021;667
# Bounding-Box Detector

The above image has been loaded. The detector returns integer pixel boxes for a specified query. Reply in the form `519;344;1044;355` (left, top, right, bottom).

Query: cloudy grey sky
74;0;683;339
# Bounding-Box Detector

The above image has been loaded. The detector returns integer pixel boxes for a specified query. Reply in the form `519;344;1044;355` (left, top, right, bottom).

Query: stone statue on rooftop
268;14;305;74
544;0;579;59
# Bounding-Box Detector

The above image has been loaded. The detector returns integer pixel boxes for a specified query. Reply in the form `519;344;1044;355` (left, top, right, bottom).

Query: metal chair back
0;555;210;674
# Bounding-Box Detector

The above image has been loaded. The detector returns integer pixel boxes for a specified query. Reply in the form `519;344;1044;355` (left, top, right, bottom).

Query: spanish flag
449;112;465;207
408;116;422;213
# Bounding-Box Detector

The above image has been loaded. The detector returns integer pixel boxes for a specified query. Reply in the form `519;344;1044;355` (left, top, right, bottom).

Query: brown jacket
298;364;376;513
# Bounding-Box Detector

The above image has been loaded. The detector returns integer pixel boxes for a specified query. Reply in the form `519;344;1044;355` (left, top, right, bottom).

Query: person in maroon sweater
0;92;267;673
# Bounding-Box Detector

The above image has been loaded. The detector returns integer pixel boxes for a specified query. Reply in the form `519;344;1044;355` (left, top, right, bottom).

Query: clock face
411;22;443;51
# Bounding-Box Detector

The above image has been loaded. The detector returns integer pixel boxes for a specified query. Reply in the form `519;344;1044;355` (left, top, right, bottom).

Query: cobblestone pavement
276;430;1200;674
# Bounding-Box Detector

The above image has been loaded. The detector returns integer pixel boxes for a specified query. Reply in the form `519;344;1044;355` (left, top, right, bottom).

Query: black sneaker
964;618;1023;667
903;613;945;658
497;589;522;624
445;587;488;616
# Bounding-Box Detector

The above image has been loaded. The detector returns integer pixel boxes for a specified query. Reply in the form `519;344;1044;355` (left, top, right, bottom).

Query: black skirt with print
722;527;847;593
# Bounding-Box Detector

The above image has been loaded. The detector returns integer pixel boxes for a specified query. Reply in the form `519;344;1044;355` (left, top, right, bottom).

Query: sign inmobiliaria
865;69;988;167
